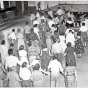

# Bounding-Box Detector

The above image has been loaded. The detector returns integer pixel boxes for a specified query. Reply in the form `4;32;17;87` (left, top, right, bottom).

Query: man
28;28;39;46
5;49;21;70
56;7;64;23
24;22;31;41
48;8;53;18
19;62;31;87
48;54;64;87
51;38;63;63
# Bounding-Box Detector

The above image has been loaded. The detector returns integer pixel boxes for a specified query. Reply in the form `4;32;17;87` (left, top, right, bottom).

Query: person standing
8;29;16;44
64;42;76;67
48;54;64;87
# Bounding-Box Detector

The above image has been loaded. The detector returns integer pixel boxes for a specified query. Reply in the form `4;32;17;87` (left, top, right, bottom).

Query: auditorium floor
0;16;88;87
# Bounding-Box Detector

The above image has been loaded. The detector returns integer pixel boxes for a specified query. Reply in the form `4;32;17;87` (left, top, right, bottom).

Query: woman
45;28;52;54
40;44;51;71
18;45;29;66
16;28;25;50
75;32;84;58
31;63;44;87
28;41;39;64
64;42;76;67
4;66;22;87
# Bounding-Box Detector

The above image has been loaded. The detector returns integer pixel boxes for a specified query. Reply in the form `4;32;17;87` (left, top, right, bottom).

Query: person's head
30;28;34;33
12;29;15;32
68;18;72;21
33;63;40;70
67;42;71;47
1;40;5;45
82;23;85;26
26;21;29;25
60;32;65;35
10;43;14;49
19;45;24;50
17;28;21;33
69;30;72;33
53;54;58;60
77;31;81;36
33;24;37;27
22;62;27;68
8;49;13;55
52;24;55;27
58;7;60;9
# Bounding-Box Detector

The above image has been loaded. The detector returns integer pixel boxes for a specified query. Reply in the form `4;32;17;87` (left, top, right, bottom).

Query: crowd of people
0;6;88;87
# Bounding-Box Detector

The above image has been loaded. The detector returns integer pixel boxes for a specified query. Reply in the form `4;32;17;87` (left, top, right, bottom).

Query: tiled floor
0;16;88;87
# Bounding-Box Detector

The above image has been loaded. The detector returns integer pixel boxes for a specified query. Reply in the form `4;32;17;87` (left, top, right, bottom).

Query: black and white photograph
0;0;88;87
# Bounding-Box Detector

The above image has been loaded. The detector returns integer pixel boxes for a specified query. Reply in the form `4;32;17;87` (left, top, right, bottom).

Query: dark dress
41;50;51;70
75;38;84;54
65;47;76;66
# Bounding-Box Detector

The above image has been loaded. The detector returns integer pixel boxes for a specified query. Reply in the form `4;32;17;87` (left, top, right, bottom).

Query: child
8;29;16;43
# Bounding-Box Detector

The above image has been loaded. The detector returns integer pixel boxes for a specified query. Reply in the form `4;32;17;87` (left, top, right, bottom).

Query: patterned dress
41;50;51;70
75;38;84;54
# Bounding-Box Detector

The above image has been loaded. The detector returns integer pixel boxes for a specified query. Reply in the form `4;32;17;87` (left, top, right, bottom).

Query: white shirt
5;55;21;69
80;26;88;32
8;32;16;40
48;59;63;73
65;28;74;35
56;9;63;16
48;11;53;17
19;67;31;80
33;20;39;25
34;27;40;39
48;20;55;28
28;60;40;68
66;33;75;46
51;42;63;54
19;50;27;57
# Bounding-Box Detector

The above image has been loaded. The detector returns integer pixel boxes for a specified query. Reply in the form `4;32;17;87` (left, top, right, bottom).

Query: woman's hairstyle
1;40;5;45
8;49;13;55
19;45;24;50
33;63;40;70
12;29;15;32
67;42;71;47
22;62;27;68
10;43;14;47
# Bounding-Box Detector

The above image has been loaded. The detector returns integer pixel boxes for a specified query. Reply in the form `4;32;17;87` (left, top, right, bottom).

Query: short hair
1;40;5;45
33;24;37;27
82;23;85;26
22;62;27;68
12;29;15;32
67;42;71;47
19;45;24;50
30;28;34;32
58;7;60;9
33;63;40;70
8;49;13;55
10;43;14;47
26;21;29;25
53;54;58;60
